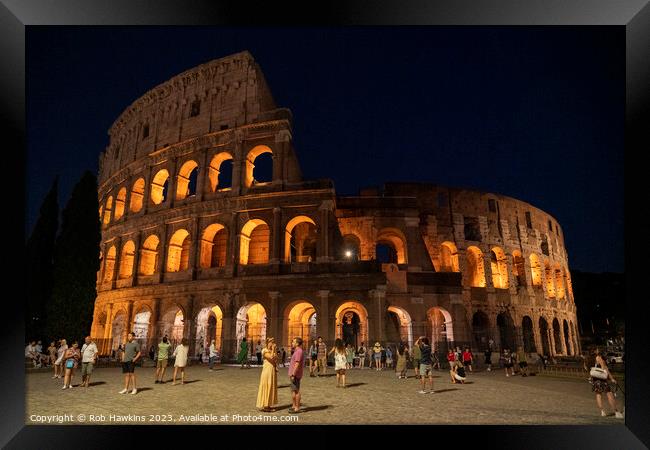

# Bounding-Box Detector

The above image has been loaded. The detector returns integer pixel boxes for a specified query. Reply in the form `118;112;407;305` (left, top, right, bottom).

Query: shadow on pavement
433;388;459;394
344;383;367;388
301;405;332;412
88;381;106;386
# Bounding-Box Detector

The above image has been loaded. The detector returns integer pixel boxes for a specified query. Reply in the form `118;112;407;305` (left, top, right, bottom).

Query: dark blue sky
26;27;624;273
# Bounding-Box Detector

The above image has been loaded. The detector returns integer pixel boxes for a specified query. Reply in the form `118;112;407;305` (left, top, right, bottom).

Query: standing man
119;332;141;394
484;347;493;371
316;336;327;376
288;337;305;414
412;337;422;379
255;340;263;366
418;338;434;394
80;336;98;388
155;336;171;383
516;347;529;377
209;339;219;372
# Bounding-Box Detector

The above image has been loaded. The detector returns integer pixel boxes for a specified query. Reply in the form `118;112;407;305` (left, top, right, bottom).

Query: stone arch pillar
317;290;331;342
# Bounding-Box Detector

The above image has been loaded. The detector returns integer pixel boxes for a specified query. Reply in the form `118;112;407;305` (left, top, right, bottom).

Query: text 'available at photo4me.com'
28;413;300;424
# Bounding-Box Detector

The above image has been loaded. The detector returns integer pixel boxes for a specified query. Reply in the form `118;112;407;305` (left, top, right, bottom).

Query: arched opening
342;234;361;261
95;312;107;344
176;160;199;200
236;303;267;352
239;219;269;265
490;247;509;289
150;169;170;205
530;253;542;286
522;316;536;353
466;246;486;287
538;317;550;356
132;308;151;342
496;312;516;352
386;306;413;347
544;260;556;298
335;301;369;349
118;240;135;279
245;145;273;187
103;246;116;282
159;308;185;345
200;224;228;268
195;305;224;354
166;229;191;272
563;319;572;355
114;187;126;220
552;318;562;355
138;235;159;275
426;307;453;354
103;196;113;225
284;216;318;263
512;250;526;286
208;152;234;191
376;228;407;264
111;310;127;350
130;178;145;212
285;301;317;348
440;241;460;272
555;265;566;299
472;311;491;351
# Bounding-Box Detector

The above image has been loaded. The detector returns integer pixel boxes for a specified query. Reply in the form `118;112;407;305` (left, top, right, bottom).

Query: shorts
463;360;471;366
311;355;317;361
420;364;432;375
290;377;301;392
519;361;528;368
504;363;513;368
374;353;381;360
81;362;94;376
122;361;136;373
157;358;168;369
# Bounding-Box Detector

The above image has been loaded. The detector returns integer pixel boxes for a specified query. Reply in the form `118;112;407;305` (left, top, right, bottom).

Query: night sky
26;27;624;273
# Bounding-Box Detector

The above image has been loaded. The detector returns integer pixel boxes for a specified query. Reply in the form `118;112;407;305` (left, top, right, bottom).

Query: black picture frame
3;0;649;447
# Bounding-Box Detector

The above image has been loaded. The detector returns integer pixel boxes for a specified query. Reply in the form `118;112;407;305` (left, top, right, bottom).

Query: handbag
65;359;74;369
590;366;608;380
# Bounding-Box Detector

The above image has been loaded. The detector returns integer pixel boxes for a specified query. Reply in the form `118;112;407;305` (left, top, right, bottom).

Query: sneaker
62;385;68;390
601;410;607;417
130;388;137;395
428;390;435;394
615;412;624;419
487;367;491;371
418;390;427;394
119;388;128;394
68;384;73;389
52;375;57;379
506;374;510;377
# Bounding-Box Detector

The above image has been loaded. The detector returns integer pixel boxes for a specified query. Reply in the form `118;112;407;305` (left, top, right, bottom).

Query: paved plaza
26;365;626;425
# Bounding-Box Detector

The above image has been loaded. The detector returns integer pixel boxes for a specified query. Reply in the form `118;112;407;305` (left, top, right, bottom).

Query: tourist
455;346;463;363
372;342;383;371
118;332;141;394
309;340;318;376
62;341;80;389
255;340;263;366
412;338;422;379
462;347;474;372
80;336;98;388
484;348;492;371
47;342;57;377
238;338;250;369
209;339;219;371
357;342;367;369
385;345;393;369
446;348;456;372
516;347;529;377
317;336;328;376
25;341;40;368
345;343;354;369
329;338;348;388
35;341;45;367
432;347;441;370
588;349;623;418
54;339;68;379
503;348;514;377
155;336;171;383
450;360;467;384
256;337;278;412
288;337;305;414
148;345;155;364
396;343;408;379
172;338;189;385
116;344;124;363
418;337;434;394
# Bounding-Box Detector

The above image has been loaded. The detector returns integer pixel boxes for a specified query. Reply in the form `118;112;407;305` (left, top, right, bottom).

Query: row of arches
101;215;320;281
99;145;274;225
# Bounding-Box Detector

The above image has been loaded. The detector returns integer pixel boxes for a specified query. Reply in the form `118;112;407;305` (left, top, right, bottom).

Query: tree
46;171;101;343
25;177;59;341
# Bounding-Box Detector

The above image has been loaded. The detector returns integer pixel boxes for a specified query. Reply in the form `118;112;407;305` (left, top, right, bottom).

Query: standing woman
345;344;354;369
372;342;383;371
54;339;68;379
309;340;318;376
256;337;279;412
503;348;514;377
62;341;80;389
588;349;624;418
331;339;348;388
48;341;57;378
238;338;250;369
172;338;189;385
357;342;367;369
396;343;408;379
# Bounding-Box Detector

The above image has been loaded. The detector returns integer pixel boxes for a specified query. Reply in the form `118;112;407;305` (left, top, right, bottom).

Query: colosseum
91;51;580;362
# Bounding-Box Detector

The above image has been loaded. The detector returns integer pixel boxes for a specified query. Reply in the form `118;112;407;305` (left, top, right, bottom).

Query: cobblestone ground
26;365;626;425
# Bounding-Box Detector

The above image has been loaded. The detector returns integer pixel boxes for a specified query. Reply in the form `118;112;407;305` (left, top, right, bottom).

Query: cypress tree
46;171;101;343
25;177;59;341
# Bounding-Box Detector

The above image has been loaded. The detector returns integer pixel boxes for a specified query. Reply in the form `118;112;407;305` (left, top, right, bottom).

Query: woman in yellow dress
256;337;278;412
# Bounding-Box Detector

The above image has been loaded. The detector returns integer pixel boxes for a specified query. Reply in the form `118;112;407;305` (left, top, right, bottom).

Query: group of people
237;337;289;369
256;336;306;413
38;337;99;389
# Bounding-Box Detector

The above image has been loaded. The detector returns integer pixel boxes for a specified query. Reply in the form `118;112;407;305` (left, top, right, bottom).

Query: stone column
142;165;153;215
190;217;200;278
167;158;179;209
123;181;132;220
506;254;518;293
532;317;543;355
317;201;334;262
124;301;134;342
558;320;568;356
221;292;237;361
132;231;142;285
150;298;161;345
370;287;387;344
317;290;331;343
273;130;290;184
185;296;196;356
158;223;169;283
110;236;122;288
196;149;208;201
268;291;281;342
229;212;240;270
483;247;494;288
102;303;114;355
231;135;244;195
270;207;282;264
404;217;433;271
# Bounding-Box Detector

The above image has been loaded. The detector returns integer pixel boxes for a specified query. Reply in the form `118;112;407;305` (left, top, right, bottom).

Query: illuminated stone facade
91;51;579;360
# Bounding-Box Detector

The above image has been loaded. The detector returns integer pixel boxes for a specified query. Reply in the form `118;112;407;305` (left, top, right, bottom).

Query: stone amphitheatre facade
91;51;580;361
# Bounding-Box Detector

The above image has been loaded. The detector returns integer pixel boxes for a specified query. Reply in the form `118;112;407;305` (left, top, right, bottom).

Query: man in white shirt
209;340;219;371
80;336;98;388
25;341;40;368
